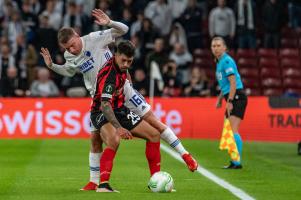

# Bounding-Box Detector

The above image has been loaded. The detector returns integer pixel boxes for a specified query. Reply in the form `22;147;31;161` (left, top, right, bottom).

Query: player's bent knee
144;111;166;133
143;125;160;142
106;134;120;151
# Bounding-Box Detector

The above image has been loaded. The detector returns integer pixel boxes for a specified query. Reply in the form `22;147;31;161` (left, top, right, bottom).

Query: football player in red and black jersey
90;41;161;192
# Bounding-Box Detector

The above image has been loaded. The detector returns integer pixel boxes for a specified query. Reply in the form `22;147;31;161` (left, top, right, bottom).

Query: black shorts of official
224;89;248;120
90;106;142;130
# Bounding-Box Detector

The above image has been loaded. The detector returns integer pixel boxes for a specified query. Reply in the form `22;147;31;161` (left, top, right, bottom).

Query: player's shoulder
100;57;114;71
86;30;111;39
222;54;235;65
64;51;74;60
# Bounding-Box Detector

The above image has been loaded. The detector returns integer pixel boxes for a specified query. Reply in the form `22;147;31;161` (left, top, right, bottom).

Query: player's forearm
50;63;76;77
218;91;223;101
228;76;236;101
101;101;122;128
109;20;129;37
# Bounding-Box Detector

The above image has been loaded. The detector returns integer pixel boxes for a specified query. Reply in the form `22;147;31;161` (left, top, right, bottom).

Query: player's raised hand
116;127;133;140
92;9;110;26
40;47;53;68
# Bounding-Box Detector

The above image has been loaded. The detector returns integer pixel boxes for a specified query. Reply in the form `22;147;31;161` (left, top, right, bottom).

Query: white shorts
123;80;151;117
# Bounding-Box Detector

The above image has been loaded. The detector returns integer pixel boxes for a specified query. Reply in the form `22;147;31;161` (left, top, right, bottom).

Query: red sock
145;141;161;176
100;147;116;183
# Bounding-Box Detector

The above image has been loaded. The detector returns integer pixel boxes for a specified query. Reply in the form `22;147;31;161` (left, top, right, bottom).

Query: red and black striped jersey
91;56;127;112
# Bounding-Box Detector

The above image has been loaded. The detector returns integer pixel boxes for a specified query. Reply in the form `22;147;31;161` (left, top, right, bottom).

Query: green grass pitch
1;139;301;200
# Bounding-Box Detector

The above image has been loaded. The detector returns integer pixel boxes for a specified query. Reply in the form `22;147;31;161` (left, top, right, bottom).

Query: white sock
89;152;101;184
160;127;188;156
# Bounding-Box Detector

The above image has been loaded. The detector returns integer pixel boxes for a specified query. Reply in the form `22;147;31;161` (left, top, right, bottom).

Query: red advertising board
0;98;300;142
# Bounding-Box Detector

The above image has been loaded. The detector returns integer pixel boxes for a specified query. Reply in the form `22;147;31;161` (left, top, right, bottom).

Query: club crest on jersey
79;57;95;73
85;51;91;57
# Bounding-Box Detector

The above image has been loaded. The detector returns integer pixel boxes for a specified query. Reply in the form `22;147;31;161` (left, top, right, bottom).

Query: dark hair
116;40;135;57
58;27;76;44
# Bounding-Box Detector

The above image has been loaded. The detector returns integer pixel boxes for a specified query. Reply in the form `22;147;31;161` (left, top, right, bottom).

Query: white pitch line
160;144;256;200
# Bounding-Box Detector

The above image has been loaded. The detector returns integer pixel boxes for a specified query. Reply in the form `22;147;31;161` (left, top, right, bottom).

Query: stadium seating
193;58;213;68
193;49;212;59
242;77;261;88
245;88;262;96
279;48;299;59
281;58;300;68
282;68;301;78
260;67;282;78
239;67;259;78
237;58;257;68
280;38;299;48
262;88;283;96
236;49;257;58
281;27;299;39
283;78;301;88
261;77;282;88
258;48;278;58
259;58;279;68
191;45;301;97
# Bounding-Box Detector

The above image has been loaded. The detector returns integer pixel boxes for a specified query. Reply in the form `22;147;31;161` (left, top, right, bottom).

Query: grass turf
0;139;301;200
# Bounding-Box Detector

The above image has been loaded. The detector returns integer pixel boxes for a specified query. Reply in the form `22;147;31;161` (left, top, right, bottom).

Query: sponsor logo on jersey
79;57;95;73
101;93;112;98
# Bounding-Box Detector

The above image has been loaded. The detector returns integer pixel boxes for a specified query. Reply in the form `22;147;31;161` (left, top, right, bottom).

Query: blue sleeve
223;59;235;77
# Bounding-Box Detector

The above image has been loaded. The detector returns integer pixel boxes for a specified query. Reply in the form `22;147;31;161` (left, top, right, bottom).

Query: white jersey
52;30;114;97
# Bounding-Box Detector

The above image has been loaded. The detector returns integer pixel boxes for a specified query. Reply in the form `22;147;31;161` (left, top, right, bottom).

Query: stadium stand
0;0;300;97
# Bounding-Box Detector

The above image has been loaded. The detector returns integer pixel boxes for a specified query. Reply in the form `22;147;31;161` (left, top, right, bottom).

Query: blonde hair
58;27;76;44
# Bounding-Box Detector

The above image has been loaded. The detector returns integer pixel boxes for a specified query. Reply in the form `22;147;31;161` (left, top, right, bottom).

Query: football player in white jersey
40;9;198;191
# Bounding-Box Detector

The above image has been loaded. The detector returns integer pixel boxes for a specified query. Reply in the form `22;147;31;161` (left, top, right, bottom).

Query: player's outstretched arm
40;47;76;77
91;9;128;38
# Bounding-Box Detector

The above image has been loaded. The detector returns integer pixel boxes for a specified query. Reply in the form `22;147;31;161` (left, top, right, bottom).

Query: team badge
85;51;91;57
105;84;113;93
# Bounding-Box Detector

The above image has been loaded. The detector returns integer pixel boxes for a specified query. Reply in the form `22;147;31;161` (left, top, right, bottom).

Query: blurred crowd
0;0;300;98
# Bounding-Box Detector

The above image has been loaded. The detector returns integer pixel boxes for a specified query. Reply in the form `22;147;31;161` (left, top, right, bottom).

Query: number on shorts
129;94;143;107
134;89;146;102
127;111;140;125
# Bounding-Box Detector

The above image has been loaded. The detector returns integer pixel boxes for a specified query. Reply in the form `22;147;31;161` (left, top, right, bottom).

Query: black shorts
90;106;142;130
224;89;248;120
